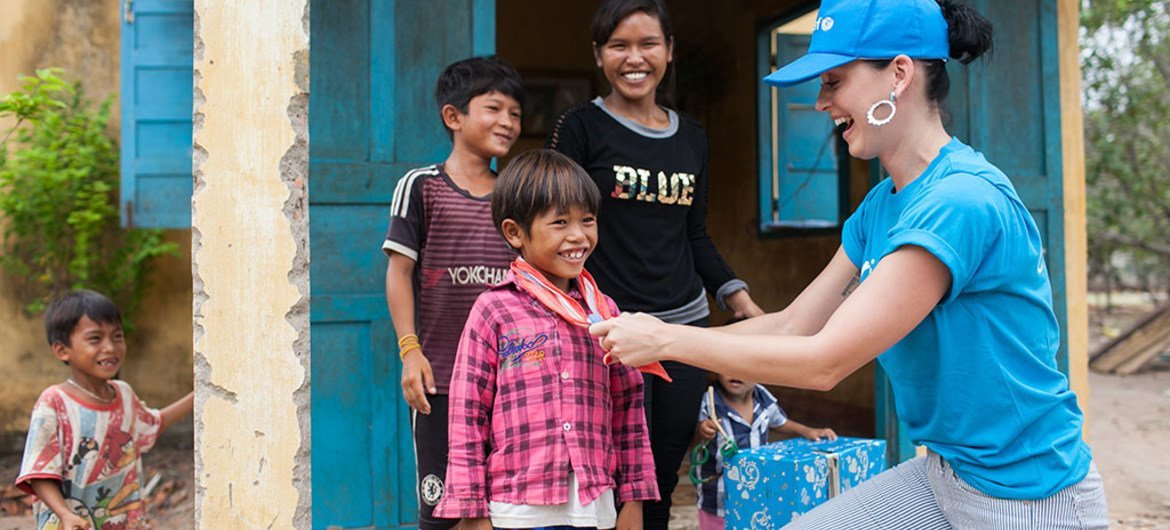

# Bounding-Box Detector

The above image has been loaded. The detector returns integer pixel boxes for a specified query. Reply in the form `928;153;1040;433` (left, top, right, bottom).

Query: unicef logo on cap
815;16;835;32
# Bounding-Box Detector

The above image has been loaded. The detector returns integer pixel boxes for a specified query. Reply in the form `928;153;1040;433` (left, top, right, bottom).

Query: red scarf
510;258;671;381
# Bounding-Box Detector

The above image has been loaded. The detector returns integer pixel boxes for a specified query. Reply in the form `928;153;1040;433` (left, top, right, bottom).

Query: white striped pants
783;451;1108;529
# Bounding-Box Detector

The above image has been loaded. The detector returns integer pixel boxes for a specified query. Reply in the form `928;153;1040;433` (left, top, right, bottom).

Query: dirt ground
1;303;1168;529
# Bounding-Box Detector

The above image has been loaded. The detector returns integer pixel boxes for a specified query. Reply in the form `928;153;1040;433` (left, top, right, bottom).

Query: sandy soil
2;307;1167;529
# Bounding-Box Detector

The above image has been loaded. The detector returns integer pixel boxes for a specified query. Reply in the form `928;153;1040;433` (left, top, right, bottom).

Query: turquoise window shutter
120;0;194;228
757;28;846;234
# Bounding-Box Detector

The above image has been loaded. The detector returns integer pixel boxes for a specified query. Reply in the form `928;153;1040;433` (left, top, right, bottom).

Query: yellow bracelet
397;334;419;348
399;343;421;360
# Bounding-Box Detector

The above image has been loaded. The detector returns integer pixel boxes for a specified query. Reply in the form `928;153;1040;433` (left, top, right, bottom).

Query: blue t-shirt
841;138;1091;500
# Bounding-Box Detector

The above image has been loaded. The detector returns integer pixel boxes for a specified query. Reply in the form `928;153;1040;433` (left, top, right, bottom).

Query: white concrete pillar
192;2;311;528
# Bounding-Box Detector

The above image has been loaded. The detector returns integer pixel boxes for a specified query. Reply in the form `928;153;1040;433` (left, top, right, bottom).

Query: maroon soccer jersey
382;164;515;393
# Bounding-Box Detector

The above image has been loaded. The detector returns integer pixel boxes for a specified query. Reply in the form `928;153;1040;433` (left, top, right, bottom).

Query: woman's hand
590;313;672;368
725;289;765;320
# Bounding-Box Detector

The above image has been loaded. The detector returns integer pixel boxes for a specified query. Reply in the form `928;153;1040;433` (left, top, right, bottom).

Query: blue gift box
723;437;887;529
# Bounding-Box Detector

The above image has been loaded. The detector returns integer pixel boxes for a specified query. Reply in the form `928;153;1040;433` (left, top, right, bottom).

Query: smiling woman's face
595;11;673;107
816;60;902;161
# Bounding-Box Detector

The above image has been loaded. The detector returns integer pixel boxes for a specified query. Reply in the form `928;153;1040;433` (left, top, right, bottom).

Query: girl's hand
697;419;719;441
589;313;671;368
400;349;436;414
804;427;838;442
616;501;643;530
726;289;765;320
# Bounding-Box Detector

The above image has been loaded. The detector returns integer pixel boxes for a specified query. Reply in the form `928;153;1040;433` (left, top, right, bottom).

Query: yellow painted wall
0;0;193;444
192;1;310;527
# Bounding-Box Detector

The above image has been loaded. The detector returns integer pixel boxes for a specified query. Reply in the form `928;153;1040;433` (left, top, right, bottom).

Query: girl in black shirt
547;1;762;527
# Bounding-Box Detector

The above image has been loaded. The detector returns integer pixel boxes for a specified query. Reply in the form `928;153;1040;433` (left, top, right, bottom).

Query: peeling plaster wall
0;0;193;448
192;1;311;528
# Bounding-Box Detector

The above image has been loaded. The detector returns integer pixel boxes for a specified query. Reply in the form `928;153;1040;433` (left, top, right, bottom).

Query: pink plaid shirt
434;272;659;519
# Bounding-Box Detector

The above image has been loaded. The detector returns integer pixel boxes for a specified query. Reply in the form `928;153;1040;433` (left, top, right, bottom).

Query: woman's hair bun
938;0;994;64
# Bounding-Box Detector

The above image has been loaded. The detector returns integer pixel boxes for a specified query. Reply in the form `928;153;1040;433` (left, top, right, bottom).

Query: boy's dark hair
492;149;600;236
44;290;122;346
434;55;525;140
591;0;676;106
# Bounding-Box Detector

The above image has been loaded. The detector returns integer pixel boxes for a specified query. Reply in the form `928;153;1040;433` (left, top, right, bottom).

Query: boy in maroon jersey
382;55;524;530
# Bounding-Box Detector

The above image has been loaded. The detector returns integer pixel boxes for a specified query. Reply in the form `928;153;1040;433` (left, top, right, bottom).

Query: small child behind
691;374;837;530
382;55;523;529
435;149;659;530
16;290;195;530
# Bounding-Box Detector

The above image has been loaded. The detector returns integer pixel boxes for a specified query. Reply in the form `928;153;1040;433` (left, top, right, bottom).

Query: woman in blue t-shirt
591;0;1108;527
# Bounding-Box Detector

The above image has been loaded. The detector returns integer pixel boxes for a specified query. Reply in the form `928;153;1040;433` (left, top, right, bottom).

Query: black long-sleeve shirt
547;99;745;321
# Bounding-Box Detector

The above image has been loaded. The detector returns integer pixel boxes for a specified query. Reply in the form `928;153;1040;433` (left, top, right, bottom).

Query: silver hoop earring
866;91;897;127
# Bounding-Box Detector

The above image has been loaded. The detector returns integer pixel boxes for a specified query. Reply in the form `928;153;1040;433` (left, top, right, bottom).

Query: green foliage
1081;1;1170;292
0;68;178;323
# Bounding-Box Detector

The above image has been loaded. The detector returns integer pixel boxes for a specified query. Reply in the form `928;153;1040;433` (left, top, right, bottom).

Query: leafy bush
0;68;178;323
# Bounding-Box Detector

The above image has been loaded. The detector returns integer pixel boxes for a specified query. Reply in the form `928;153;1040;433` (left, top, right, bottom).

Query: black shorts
413;394;459;530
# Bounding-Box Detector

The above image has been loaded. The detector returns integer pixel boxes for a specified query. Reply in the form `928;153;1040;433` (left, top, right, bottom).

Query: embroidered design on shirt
497;331;550;368
611;165;694;206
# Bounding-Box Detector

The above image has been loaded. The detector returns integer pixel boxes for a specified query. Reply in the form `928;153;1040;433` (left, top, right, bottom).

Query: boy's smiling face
53;315;125;386
446;90;521;160
503;205;598;293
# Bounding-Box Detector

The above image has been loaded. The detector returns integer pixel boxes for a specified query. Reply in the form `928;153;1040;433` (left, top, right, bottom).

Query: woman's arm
717;247;860;337
594;245;950;390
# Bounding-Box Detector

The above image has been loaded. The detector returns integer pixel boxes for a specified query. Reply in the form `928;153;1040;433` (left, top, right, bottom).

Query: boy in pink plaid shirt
435;149;658;530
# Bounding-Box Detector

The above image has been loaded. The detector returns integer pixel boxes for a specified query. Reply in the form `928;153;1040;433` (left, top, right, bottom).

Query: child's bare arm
457;517;492;530
616;500;643;530
160;391;195;432
386;254;436;414
773;419;838;442
29;479;91;529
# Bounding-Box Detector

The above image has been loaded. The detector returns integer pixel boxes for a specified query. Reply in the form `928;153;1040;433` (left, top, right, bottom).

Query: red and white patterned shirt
16;380;162;529
435;272;659;519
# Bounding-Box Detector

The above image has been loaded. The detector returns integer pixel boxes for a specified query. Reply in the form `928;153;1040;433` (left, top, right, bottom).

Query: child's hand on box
803;426;838;442
697;419;719;441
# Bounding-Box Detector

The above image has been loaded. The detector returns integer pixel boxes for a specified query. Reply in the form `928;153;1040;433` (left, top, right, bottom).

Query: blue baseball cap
764;0;950;87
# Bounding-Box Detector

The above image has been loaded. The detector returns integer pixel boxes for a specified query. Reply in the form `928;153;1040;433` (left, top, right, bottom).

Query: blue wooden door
876;0;1066;463
119;0;194;228
309;1;495;528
